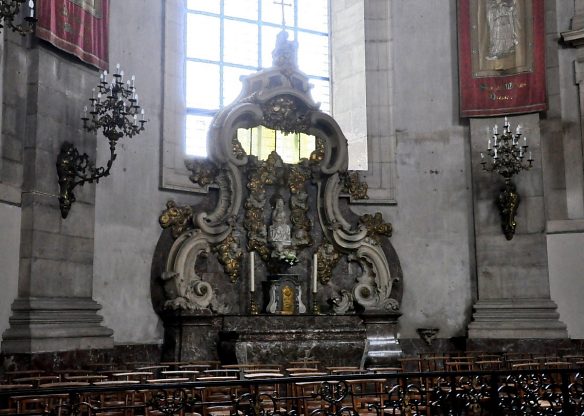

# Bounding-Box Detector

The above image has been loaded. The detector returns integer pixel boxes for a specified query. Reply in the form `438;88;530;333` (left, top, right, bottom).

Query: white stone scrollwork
163;229;231;312
320;172;400;313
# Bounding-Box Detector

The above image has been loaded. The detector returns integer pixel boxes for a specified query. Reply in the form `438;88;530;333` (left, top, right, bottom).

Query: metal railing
1;368;584;416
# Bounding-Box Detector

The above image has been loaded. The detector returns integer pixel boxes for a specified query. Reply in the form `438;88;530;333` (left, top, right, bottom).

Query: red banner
36;0;109;70
458;0;546;117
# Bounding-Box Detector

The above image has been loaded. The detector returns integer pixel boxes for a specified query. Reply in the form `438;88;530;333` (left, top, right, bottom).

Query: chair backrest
161;370;199;380
475;360;503;371
511;362;541;370
398;357;422;372
112;371;154;382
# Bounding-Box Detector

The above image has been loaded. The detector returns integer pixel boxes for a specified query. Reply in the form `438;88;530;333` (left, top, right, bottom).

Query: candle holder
250;297;259;315
0;0;36;35
312;298;320;315
57;65;147;219
480;117;533;240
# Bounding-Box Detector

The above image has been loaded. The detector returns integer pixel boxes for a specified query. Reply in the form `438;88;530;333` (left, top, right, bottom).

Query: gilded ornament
244;152;287;262
261;96;311;134
232;137;247;159
213;232;243;283
185;158;219;187
289;164;312;249
359;212;393;243
309;137;325;163
316;243;342;285
341;171;369;200
159;200;194;239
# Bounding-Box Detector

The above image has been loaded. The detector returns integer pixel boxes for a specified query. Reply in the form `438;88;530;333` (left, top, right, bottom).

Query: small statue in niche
268;197;298;269
281;285;295;315
269;198;292;246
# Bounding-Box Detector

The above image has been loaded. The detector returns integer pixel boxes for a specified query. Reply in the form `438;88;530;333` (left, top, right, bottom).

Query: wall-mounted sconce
0;0;36;34
57;64;147;219
416;328;439;346
480;117;533;240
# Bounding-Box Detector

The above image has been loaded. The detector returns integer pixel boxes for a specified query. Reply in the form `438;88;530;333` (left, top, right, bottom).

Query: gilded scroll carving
159;200;193;239
316;243;342;285
359;212;393;244
341;171;369;200
213;231;243;283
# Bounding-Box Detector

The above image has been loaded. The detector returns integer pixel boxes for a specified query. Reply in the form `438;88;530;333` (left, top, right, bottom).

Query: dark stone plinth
220;315;366;367
466;338;573;354
160;311;222;362
0;344;162;375
360;313;402;367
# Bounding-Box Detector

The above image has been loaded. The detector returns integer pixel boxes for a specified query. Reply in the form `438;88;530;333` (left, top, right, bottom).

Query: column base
468;299;568;339
1;297;114;353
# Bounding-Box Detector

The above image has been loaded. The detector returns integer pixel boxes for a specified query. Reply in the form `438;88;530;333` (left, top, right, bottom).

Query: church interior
2;0;584;414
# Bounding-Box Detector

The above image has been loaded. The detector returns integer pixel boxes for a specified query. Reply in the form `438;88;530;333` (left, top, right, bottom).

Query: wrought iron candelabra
0;0;36;34
480;117;533;240
57;64;146;218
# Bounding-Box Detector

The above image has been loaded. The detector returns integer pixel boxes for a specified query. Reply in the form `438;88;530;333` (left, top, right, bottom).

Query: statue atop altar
152;27;403;365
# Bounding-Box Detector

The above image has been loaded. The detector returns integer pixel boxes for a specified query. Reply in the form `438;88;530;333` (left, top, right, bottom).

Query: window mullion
219;0;225;108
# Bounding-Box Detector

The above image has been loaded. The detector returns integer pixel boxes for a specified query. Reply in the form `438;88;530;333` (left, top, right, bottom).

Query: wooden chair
3;370;45;383
135;366;170;378
242;368;282;374
288;371;327;377
0;384;33;415
93;380;144;416
179;364;214;372
12;375;61;387
511;362;541;370
198;376;240;416
161;371;199;380
346;378;386;415
287;360;320;369
112;371;154;383
325;366;360;373
293;380;326;416
243;372;286;406
202;369;240;378
64;375;110;383
398;357;423;372
475;360;503;371
445;360;474;372
421;356;446;372
505;358;533;370
53;369;93;381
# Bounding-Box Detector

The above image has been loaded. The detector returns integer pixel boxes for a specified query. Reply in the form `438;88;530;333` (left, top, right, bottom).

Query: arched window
162;0;396;204
185;0;330;159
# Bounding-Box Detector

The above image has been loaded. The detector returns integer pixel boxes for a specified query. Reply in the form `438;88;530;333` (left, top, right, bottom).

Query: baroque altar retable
152;30;403;366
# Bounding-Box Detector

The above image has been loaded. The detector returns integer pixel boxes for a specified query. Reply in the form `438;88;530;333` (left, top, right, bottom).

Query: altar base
219;315;366;367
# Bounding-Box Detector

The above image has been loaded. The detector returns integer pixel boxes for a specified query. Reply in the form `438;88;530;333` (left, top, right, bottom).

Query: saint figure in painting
486;0;520;60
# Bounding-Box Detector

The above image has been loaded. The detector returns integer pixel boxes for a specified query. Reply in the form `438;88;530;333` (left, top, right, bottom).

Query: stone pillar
467;114;567;340
1;46;113;353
